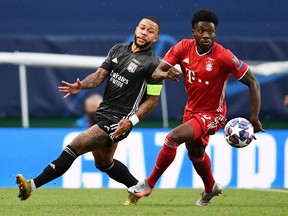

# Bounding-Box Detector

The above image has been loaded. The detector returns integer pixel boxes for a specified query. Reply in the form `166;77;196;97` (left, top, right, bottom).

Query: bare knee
92;145;117;169
167;127;187;144
94;156;114;172
186;142;205;157
168;123;195;144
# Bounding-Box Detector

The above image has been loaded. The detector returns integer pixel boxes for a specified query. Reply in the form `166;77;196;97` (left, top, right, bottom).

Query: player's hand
58;78;82;99
166;67;181;82
110;119;133;139
250;119;265;134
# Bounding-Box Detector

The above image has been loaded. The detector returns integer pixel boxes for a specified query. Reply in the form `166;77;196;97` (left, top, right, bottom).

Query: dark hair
191;9;218;29
143;16;160;33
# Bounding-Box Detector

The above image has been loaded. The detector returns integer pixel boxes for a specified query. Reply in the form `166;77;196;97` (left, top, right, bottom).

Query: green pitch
0;188;287;216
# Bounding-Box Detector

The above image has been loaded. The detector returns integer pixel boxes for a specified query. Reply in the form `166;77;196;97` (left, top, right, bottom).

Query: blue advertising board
1;128;287;189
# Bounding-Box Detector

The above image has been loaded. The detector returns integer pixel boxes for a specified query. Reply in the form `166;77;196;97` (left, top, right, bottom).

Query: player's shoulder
147;52;161;68
150;50;161;60
141;48;160;64
112;43;129;50
172;39;195;53
178;38;195;46
213;42;227;52
212;42;233;58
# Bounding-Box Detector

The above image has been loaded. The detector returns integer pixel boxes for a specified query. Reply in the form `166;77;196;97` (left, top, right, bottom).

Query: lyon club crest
127;59;140;73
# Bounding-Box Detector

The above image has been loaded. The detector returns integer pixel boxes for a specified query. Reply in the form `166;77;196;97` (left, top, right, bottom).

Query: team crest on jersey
127;59;140;73
205;58;214;72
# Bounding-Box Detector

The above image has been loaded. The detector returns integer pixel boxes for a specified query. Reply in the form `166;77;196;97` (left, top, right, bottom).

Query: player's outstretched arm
58;68;109;99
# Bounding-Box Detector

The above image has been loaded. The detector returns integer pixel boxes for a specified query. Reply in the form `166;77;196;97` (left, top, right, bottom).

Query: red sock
188;152;215;192
147;136;177;188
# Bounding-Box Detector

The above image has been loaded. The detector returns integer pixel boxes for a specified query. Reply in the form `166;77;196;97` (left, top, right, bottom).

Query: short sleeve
99;44;120;72
221;49;249;80
163;40;185;66
146;56;163;85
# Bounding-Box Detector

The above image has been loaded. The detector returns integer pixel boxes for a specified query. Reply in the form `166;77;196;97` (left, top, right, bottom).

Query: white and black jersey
96;42;162;120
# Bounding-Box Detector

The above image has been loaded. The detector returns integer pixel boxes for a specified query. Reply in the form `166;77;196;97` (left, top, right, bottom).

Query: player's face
134;18;159;50
192;21;216;54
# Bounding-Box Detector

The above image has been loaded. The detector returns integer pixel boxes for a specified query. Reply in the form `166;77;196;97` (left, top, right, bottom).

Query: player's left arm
239;68;265;133
133;94;160;121
111;90;162;139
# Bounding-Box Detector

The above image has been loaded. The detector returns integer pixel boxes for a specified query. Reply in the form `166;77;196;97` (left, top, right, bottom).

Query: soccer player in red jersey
124;9;265;205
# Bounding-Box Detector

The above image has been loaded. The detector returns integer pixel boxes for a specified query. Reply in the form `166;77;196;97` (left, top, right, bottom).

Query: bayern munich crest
206;63;213;71
205;58;214;71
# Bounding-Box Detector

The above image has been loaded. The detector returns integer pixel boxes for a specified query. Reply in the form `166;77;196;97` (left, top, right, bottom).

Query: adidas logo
183;58;189;64
112;58;118;63
49;163;56;171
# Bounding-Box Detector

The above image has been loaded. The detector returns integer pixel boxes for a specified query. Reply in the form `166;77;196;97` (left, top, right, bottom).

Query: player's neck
131;43;151;53
196;45;213;55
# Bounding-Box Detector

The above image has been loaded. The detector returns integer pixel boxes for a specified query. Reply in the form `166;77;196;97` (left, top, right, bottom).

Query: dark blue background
0;0;287;121
1;0;287;38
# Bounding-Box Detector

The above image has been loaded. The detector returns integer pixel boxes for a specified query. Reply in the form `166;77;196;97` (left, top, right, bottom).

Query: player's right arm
58;68;109;99
152;61;181;82
152;40;184;82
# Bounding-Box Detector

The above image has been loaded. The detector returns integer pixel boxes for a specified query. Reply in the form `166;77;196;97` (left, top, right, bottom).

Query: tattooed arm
58;68;109;99
111;95;160;138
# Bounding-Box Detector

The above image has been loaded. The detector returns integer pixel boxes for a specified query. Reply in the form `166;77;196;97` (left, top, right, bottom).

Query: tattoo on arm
81;69;108;89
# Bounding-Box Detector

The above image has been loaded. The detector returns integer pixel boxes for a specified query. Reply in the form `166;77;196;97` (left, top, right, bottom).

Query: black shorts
92;113;131;144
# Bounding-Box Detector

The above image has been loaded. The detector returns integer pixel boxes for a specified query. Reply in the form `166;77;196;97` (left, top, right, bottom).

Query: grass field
0;188;287;216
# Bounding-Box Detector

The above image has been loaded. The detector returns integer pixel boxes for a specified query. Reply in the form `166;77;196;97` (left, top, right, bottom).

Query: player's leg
185;139;216;193
186;142;221;205
93;144;138;188
148;122;195;187
185;115;223;205
93;118;138;188
16;124;108;200
128;122;195;197
93;145;140;205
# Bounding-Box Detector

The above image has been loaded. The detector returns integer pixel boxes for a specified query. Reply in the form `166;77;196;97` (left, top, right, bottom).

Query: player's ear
192;29;195;36
153;34;159;42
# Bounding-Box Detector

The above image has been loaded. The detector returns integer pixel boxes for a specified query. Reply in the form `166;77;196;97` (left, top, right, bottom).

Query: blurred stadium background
0;0;287;128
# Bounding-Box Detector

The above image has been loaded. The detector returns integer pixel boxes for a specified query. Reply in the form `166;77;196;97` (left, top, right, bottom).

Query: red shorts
183;112;226;146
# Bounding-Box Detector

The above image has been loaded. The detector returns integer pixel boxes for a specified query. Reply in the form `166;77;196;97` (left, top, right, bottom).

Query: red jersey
163;39;248;117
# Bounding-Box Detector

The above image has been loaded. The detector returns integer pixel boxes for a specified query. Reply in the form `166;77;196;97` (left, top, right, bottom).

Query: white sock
30;179;36;191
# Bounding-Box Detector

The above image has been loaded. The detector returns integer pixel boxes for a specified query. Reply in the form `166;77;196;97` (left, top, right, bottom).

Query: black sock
98;159;138;188
33;146;78;188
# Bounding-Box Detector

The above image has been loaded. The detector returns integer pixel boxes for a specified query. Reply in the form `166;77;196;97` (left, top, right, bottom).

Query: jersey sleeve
222;49;249;80
146;56;163;96
146;56;162;84
162;40;185;66
99;44;120;72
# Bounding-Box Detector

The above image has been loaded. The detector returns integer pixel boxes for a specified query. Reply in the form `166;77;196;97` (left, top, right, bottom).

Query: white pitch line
252;188;288;193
